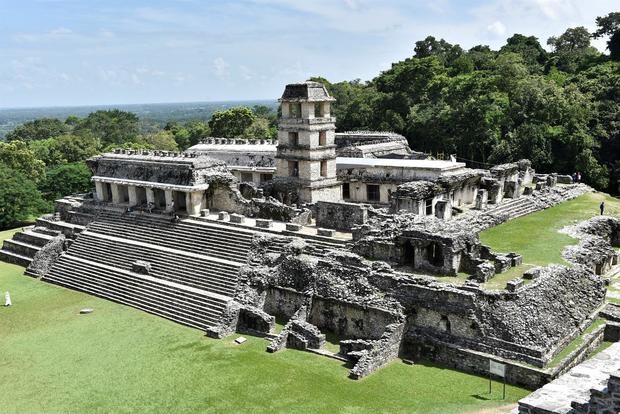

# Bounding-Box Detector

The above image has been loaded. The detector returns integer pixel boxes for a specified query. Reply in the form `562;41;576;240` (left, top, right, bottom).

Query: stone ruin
0;81;618;396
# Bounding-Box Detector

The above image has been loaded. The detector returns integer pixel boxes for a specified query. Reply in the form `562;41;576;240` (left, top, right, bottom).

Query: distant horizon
0;98;278;112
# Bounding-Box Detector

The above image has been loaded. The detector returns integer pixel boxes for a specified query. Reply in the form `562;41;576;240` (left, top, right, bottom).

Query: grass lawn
479;192;620;280
0;231;529;414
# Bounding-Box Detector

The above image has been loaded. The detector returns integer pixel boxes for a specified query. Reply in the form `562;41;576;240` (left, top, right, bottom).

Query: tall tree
0;166;46;229
593;12;620;61
208;107;255;138
547;27;600;73
0;140;46;182
6;118;69;142
76;110;140;146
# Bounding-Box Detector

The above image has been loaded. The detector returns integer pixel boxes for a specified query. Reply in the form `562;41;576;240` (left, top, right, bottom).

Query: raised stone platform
518;342;620;413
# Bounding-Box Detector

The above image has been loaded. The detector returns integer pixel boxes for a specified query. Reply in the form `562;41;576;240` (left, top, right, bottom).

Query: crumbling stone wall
26;234;66;277
315;201;368;231
349;322;405;379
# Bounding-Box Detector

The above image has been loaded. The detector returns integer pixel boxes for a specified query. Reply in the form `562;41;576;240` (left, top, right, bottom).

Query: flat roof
188;144;277;153
336;157;466;170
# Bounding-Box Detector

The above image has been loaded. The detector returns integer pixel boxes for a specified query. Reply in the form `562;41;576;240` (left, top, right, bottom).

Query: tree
38;162;93;201
500;34;548;71
593;12;620;61
76;110;140;146
30;133;100;167
6;118;69;142
243;118;275;140
208;107;255;138
135;131;178;151
0;166;46;229
547;27;600;72
0;140;46;182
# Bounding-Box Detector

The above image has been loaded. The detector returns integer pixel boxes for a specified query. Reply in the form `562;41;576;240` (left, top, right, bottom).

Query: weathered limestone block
255;219;272;229
206;301;241;339
557;175;573;184
340;339;373;360
349;322;405;380
200;208;210;217
286;223;302;232
506;278;524;292
132;260;152;275
230;213;245;224
523;267;543;280
217;211;229;221
494;255;512;273
474;262;495;282
507;252;523;267
317;228;335;237
523;186;534;196
546;174;558;188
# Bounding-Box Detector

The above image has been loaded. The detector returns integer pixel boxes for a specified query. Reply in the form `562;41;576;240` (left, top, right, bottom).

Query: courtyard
0;229;528;414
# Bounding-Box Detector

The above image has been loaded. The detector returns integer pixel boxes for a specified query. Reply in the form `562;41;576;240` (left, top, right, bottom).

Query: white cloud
213;57;230;79
487;20;507;36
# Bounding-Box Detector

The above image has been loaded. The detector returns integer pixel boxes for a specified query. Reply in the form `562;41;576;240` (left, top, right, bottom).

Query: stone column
145;188;155;205
128;186;138;206
111;183;121;204
187;192;203;216
95;181;105;201
164;190;174;212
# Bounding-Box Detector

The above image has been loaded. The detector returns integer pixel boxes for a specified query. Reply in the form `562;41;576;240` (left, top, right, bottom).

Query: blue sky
0;0;617;108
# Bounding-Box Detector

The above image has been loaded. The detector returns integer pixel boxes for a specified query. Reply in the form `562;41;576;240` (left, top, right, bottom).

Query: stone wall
315;201;368;231
349;322;405;379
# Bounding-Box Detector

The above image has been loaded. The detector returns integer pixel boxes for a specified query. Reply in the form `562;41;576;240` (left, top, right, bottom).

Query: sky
0;0;617;108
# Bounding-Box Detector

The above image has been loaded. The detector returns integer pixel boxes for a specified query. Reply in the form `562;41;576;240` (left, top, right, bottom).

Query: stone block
132;260;151;275
200;208;210;217
557;174;573;184
523;186;533;195
506;278;524;292
535;182;547;191
217;211;229;221
286;223;302;232
230;213;245;224
255;219;272;229
523;267;543;280
474;262;495;282
317;228;335;237
494;255;512;273
507;252;523;267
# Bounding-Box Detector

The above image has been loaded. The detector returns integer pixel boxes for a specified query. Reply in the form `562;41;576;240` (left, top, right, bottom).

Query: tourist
572;172;577;183
600;201;605;215
146;201;154;214
576;172;582;182
169;200;176;217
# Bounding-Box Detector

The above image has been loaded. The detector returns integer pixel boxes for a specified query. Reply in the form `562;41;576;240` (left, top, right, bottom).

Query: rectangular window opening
367;185;380;203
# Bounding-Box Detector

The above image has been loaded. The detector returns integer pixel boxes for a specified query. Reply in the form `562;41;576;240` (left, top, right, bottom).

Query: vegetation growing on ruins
313;12;620;194
480;192;620;275
0;247;529;414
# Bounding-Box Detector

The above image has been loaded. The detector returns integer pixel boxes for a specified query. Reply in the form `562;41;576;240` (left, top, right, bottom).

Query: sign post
488;360;506;399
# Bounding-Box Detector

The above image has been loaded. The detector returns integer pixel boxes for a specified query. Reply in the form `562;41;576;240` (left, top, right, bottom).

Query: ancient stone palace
1;81;619;412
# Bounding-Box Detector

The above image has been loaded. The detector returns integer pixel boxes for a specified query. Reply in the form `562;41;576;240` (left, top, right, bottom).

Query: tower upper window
289;102;302;118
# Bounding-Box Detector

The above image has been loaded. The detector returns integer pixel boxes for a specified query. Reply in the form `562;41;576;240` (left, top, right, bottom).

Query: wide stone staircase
0;226;59;267
486;196;538;220
40;210;256;330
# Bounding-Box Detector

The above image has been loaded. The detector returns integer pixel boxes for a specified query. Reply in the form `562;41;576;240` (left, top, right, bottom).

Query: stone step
45;256;227;328
2;239;41;258
70;236;239;296
13;229;55;247
0;249;32;267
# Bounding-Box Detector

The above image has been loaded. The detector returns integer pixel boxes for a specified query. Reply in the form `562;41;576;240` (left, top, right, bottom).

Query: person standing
600;201;605;215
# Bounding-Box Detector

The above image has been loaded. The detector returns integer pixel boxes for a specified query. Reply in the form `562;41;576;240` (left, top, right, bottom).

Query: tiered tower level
275;81;342;203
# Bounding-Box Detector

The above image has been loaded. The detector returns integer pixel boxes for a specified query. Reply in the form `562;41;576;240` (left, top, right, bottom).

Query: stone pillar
95;181;104;201
111;183;121;204
128;186;138;206
187;192;203;216
164;190;174;212
145;188;155;205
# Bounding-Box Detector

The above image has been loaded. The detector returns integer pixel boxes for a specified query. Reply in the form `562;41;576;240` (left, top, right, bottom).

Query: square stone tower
275;81;342;203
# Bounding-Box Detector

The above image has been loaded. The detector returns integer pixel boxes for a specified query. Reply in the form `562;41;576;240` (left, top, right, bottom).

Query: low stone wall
315;201;368;232
267;306;326;352
263;287;311;320
309;297;397;340
26;235;66;277
349;322;405;380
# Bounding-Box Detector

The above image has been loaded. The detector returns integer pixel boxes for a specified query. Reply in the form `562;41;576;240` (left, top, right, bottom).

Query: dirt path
464;403;517;414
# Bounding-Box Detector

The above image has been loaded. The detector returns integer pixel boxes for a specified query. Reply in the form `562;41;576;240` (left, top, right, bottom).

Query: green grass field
479;192;620;288
0;231;528;414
